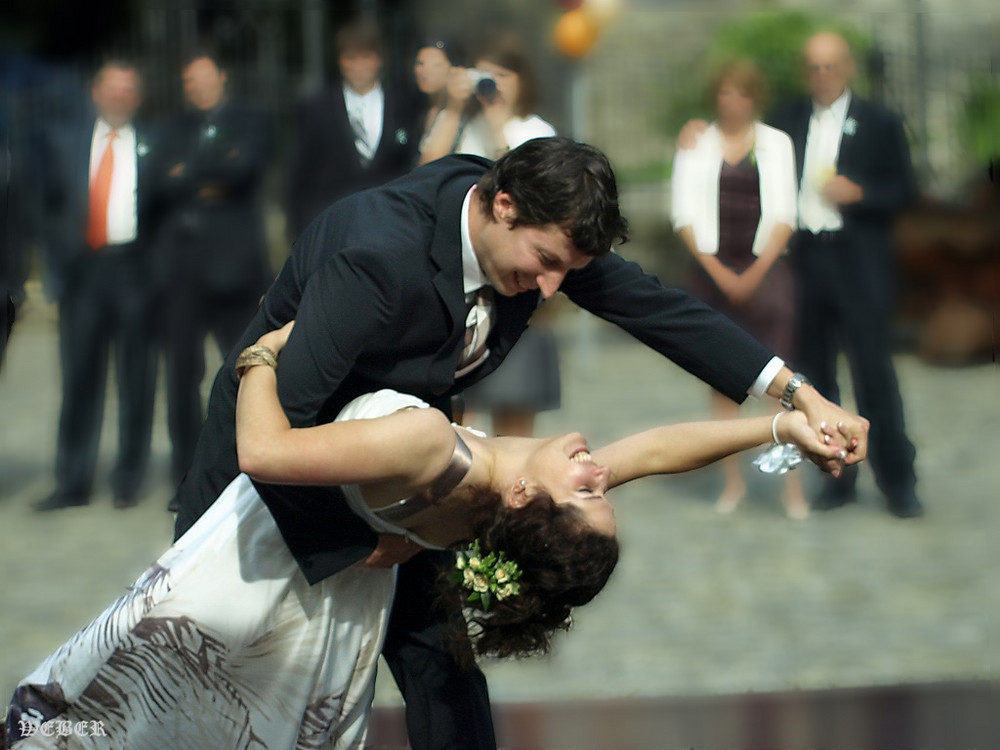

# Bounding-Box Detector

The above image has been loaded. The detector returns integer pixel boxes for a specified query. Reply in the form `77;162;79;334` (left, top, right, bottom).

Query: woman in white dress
5;323;841;749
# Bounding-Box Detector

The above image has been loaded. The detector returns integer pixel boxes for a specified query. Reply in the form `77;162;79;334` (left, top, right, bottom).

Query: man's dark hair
475;137;629;257
334;21;384;57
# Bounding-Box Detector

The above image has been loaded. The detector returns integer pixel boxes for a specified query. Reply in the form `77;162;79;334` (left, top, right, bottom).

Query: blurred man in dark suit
770;32;922;518
34;60;159;510
287;21;420;238
158;47;273;489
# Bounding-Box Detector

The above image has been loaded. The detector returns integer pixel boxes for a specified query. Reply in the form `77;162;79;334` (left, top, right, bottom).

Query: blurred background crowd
1;0;996;747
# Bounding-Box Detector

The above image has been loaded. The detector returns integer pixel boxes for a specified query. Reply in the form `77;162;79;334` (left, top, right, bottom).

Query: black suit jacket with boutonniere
153;99;273;298
287;81;421;239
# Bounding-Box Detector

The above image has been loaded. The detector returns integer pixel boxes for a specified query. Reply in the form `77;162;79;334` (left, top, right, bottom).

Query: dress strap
372;428;473;525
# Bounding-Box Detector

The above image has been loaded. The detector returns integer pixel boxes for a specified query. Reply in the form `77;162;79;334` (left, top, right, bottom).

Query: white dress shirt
343;82;384;162
799;90;851;233
456;186;493;377
90;118;138;245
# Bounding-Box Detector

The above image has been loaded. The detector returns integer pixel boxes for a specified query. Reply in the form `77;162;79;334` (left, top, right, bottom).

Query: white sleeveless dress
6;391;453;750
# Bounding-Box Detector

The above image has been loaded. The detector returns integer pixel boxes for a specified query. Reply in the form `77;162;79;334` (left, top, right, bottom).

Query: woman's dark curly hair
442;488;620;661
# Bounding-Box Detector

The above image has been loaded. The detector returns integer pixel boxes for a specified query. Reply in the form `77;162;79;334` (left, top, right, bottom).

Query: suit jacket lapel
792;98;810;186
427;174;473;374
836;97;863;173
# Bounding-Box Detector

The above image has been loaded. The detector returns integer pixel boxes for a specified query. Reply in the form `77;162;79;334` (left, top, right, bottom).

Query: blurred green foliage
959;76;1000;162
657;11;870;139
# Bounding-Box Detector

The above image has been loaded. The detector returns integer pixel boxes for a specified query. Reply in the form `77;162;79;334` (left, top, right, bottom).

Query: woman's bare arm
235;325;456;488
594;411;842;490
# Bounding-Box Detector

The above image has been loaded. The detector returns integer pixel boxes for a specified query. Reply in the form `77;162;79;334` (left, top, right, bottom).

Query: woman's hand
256;321;295;357
725;272;763;307
776;410;847;469
445;67;474;112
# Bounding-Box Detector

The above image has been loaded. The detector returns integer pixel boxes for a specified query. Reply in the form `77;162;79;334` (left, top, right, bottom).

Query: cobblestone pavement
1;285;996;711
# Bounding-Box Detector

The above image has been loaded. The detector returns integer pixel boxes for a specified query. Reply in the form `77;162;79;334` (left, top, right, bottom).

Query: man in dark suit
769;32;922;518
287;21;420;238
34;60;158;510
157;48;273;488
173;137;868;749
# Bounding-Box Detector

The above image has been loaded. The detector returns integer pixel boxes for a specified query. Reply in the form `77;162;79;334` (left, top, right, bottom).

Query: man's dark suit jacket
286;82;420;239
154;99;272;297
37;113;159;299
173;155;774;583
770;95;917;302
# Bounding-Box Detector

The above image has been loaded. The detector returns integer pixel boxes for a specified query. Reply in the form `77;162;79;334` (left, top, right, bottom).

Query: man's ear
492;191;518;225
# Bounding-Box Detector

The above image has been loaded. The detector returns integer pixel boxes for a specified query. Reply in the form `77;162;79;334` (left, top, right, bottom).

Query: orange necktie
87;130;116;250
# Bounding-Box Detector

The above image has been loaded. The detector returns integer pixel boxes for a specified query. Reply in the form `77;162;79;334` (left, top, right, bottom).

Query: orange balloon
553;9;599;59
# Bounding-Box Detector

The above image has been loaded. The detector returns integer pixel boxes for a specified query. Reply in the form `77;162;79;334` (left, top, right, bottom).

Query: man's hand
358;534;422;569
676;119;709;150
821;175;863;205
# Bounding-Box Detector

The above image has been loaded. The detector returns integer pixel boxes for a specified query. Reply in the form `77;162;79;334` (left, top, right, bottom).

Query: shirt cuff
748;356;785;399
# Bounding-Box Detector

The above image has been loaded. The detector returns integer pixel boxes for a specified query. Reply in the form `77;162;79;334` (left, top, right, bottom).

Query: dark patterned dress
687;155;796;360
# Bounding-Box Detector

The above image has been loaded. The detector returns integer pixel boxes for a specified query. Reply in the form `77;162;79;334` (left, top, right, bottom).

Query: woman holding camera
456;36;556;159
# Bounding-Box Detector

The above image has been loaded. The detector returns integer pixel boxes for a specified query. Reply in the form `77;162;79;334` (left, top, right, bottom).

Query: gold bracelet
235;344;278;379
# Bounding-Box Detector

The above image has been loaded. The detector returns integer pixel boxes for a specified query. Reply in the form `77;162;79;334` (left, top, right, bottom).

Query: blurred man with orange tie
35;59;159;511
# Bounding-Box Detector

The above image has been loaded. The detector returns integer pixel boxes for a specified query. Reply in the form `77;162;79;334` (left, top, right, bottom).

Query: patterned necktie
87;130;116;249
456;286;495;376
349;110;374;164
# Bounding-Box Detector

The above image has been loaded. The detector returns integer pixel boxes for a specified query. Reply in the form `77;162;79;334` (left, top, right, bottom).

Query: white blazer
671;121;797;256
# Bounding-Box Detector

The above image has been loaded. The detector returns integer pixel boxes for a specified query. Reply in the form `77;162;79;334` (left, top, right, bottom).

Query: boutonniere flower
395;128;408;146
843;117;858;137
204;124;218;140
136;139;150;157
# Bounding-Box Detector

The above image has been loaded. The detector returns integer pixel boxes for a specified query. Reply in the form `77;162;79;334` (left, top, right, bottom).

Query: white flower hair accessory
450;539;522;611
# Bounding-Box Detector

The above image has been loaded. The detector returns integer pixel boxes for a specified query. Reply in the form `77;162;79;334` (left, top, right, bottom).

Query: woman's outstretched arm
595;411;844;490
235;323;456;488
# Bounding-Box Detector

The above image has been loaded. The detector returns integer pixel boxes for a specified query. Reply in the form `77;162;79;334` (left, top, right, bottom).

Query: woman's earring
519;479;527;487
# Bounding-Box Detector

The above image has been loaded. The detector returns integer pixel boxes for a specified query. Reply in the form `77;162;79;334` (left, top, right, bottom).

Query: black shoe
33;493;89;512
887;492;924;519
811;483;857;512
113;495;138;509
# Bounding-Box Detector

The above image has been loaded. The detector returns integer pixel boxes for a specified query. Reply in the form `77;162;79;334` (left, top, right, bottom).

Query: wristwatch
781;372;810;411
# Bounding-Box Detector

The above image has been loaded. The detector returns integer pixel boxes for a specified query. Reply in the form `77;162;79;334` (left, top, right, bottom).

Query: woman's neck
717;119;754;140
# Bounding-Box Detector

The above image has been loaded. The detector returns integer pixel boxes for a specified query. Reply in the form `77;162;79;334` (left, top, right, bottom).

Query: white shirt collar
94;117;134;140
813;89;851;121
460;186;489;294
343;81;383;107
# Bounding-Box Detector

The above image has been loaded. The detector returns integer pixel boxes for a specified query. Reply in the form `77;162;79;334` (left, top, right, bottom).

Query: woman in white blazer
672;60;808;519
